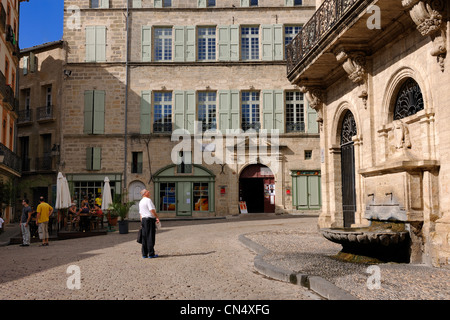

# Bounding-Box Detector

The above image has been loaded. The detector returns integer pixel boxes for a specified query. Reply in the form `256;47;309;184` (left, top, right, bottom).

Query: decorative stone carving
336;50;368;108
403;0;447;71
393;120;412;150
299;86;325;126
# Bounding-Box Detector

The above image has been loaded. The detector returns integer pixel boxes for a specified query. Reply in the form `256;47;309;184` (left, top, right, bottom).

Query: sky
19;0;64;49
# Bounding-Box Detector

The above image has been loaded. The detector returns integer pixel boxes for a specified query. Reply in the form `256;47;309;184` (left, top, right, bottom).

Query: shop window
193;183;209;211
159;183;176;211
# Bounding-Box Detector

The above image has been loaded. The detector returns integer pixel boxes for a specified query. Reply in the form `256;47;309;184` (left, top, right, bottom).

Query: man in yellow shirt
36;196;53;246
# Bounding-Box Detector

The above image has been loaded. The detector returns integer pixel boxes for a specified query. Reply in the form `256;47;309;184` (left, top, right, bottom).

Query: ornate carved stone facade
288;0;450;267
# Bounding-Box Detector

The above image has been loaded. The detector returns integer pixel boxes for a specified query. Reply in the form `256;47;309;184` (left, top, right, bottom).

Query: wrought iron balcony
286;0;366;76
153;122;172;133
242;122;261;132
17;109;33;124
35;155;54;172
286;122;306;133
36;105;55;122
0;143;22;176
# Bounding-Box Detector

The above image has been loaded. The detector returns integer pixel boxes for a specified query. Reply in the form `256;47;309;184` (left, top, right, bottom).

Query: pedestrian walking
139;189;160;259
20;199;32;246
0;216;4;234
36;196;53;246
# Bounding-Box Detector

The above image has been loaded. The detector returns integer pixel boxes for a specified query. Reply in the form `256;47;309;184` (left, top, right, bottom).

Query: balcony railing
286;122;306;133
242;122;261;132
35;155;54;172
17;109;33;124
36;105;55;121
286;0;365;75
0;143;22;175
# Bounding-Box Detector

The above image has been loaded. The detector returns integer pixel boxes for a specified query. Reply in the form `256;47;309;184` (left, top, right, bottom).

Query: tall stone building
287;0;450;267
61;0;320;218
17;40;65;208
0;0;23;223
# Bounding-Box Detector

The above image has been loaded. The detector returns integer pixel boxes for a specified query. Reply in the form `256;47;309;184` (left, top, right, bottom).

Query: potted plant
109;197;135;234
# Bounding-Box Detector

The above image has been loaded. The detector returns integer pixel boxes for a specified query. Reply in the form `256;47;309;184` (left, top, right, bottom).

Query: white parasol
55;172;72;209
101;177;113;211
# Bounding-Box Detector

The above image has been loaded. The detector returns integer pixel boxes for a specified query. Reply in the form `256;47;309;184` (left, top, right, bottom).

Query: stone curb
238;234;358;300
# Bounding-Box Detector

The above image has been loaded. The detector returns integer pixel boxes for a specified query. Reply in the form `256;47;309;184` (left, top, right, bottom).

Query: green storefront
291;170;321;210
154;164;215;216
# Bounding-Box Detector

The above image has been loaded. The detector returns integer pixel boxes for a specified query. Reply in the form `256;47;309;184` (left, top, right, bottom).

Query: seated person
78;204;90;232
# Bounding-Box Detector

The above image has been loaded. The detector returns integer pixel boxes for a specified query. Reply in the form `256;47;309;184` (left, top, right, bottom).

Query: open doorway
239;164;275;213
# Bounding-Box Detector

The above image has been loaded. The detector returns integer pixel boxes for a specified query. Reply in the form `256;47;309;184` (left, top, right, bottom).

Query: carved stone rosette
336;50;369;108
402;0;448;71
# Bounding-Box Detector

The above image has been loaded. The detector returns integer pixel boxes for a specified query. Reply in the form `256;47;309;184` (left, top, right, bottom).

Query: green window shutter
198;0;207;7
23;56;28;75
142;26;152;62
100;0;109;8
274;90;285;133
273;25;284;61
86;147;93;170
230;26;240;61
262;90;274;130
84;91;94;134
95;26;107;62
140;91;152;134
285;0;294;6
230;90;240;129
93;91;105;134
262;90;285;133
241;0;250;7
174;26;186;62
92;147;102;170
185;91;196;134
185;26;196;62
261;25;274;61
218;26;230;61
174;90;185;130
85;26;96;62
133;0;142;8
154;0;162;8
307;102;318;133
218;90;231;130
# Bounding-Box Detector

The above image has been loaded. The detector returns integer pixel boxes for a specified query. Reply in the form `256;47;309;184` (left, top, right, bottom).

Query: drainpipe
123;0;130;196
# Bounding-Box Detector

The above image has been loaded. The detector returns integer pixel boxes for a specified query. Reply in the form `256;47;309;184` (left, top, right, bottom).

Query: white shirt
139;197;156;218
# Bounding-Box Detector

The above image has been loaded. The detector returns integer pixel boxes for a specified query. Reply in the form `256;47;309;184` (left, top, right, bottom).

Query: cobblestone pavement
0;214;320;300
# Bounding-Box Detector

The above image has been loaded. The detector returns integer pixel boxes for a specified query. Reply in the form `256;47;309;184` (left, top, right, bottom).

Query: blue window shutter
84;91;94;134
140;91;152;134
142;26;152;62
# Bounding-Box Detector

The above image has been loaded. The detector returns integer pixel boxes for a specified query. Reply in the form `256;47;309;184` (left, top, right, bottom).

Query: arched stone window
340;110;357;146
393;78;424;120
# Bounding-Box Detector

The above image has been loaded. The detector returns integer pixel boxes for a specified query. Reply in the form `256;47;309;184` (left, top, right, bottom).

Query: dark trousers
141;217;156;257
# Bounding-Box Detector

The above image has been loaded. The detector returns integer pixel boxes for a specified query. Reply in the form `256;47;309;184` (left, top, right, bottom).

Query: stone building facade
61;0;320;218
287;0;450;267
17;40;65;208
0;0;23;223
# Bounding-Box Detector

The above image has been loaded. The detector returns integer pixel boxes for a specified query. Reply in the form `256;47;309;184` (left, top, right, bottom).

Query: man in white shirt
139;189;160;258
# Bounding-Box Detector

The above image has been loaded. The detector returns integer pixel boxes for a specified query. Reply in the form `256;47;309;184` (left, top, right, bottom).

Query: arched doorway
239;164;275;213
340;110;357;227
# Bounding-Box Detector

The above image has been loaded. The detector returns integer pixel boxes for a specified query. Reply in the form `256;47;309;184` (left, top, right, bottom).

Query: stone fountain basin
321;227;409;247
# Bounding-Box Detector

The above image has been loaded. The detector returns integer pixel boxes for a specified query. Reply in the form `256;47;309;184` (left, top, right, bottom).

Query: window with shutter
84;90;105;134
86;26;106;62
86;147;102;171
